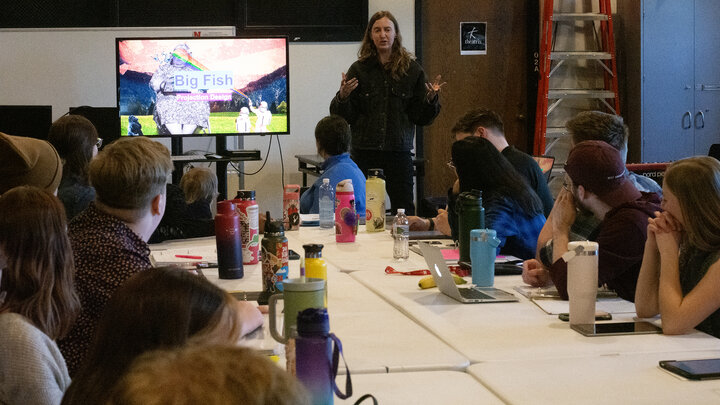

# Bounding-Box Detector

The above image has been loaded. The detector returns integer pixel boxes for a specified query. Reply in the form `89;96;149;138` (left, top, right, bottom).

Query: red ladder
533;0;621;156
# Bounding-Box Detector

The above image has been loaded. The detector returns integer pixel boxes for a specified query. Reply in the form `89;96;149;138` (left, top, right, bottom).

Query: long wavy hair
0;186;80;339
664;156;720;251
358;10;415;81
452;137;543;217
62;267;241;405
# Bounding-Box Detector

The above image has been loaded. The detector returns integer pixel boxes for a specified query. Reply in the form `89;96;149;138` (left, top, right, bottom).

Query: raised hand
339;72;358;100
425;74;446;101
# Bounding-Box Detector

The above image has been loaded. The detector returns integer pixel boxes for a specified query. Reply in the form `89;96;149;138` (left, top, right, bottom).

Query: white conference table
350;269;720;363
338;370;504;405
150;237;470;374
467;350;720;405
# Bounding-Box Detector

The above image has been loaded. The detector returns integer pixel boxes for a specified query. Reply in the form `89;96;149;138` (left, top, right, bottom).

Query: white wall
241;0;415;216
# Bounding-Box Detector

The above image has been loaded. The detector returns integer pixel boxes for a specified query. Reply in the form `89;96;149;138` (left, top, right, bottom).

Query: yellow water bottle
365;168;386;232
303;244;327;305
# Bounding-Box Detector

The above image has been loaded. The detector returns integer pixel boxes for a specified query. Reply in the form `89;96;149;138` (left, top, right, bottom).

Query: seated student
537;111;664;266
180;166;218;219
62;268;264;405
448;137;546;260
299;115;366;218
57;137;173;376
47;115;100;220
0;186;80;405
522;141;661;301
107;345;310;405
0;132;62;195
635;157;720;337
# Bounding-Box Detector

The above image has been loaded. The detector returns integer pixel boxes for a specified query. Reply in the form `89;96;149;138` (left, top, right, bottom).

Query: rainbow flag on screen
172;49;251;101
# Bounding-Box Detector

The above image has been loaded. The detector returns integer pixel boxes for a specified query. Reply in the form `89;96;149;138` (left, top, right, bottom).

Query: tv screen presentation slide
116;37;289;137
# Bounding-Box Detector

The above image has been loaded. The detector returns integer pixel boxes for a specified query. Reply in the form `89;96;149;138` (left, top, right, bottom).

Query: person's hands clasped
338;72;358;101
649;210;682;257
551;188;577;233
522;259;551;287
425;74;446;102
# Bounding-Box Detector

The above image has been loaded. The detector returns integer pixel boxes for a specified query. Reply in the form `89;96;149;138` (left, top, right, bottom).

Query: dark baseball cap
565;140;640;207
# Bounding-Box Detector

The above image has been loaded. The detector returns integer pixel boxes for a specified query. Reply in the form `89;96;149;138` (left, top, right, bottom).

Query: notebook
418;243;518;304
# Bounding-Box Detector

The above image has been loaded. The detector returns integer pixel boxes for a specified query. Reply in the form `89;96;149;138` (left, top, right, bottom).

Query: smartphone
558;311;612;322
571;321;662;337
659;358;720;380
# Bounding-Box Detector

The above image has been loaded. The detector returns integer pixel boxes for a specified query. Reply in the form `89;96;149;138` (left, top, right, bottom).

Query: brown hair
664;156;720;251
48;115;98;185
451;109;505;136
89;137;172;210
108;345;311;405
358;10;415;81
0;186;80;339
62;267;241;405
566;111;628;152
180;167;218;204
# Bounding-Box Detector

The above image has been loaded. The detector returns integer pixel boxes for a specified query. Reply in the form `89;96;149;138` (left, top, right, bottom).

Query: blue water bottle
470;229;500;287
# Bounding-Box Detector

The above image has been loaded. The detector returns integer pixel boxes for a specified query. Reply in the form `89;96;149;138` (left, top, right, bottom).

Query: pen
176;254;203;260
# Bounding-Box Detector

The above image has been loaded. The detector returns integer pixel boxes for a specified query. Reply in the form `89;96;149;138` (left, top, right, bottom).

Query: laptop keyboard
459;288;494;300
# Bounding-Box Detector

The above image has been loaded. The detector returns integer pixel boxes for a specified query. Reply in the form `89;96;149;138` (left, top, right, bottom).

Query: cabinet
618;0;720;162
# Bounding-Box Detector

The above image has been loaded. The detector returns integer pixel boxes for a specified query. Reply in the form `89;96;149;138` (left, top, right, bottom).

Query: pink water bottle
234;190;259;264
335;179;358;243
283;184;300;231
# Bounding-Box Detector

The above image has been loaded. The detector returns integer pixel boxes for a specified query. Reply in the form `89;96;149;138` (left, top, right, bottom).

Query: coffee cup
268;278;325;344
566;241;599;325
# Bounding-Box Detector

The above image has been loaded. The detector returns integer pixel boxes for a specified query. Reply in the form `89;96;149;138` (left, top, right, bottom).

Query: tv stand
170;136;261;200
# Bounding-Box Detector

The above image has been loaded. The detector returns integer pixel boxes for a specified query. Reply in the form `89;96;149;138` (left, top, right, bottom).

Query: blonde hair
358;10;415;81
108;345;311;405
180;167;218;204
664;156;720;251
89;137;172;210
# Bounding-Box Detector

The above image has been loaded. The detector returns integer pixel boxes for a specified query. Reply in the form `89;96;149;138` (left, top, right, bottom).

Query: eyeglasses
96;138;103;148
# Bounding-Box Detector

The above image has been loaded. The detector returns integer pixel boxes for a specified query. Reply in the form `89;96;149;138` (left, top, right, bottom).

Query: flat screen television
116;36;289;137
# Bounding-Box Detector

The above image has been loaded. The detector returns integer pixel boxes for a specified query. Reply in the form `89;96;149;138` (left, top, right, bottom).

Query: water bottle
214;201;244;279
233;190;259;265
470;229;501;287
456;190;485;264
319;178;334;229
335;179;358;243
283;184;301;231
294;307;355;405
303;244;328;306
393;208;409;260
365;168;386;232
259;212;289;305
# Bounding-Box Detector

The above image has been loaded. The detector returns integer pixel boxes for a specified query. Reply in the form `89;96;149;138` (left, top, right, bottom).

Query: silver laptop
418;242;518;304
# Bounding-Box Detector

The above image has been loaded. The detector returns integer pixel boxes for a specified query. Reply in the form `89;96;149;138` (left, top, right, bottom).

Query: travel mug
268;278;326;344
566;241;599;325
470;229;501;287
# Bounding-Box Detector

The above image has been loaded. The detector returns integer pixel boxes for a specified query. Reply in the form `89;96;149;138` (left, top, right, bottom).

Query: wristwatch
427;217;435;231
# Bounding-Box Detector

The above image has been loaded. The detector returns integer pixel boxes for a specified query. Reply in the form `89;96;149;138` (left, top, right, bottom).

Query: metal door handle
695;111;705;129
682;111;692;129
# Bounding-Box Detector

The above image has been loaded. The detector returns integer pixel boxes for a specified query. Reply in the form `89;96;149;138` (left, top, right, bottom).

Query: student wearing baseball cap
522;140;661;301
0;132;62;195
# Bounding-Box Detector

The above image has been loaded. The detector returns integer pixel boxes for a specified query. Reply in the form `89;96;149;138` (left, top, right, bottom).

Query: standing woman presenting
330;10;444;215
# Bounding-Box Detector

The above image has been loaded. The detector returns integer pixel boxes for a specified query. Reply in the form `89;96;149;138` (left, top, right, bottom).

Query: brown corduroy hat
0;132;62;194
565;140;640;208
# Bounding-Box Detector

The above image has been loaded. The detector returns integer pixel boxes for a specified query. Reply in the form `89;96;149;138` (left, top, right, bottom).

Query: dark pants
352;149;415;215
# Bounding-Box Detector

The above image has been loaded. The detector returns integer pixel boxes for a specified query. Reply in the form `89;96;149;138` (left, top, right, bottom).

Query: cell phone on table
558;311;612;322
659;359;720;380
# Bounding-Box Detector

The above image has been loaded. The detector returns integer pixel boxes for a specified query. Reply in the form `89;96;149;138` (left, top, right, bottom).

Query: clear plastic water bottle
318;178;334;229
393;208;410;260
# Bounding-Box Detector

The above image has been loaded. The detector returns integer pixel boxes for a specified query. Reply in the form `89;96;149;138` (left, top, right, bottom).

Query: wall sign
460;22;487;55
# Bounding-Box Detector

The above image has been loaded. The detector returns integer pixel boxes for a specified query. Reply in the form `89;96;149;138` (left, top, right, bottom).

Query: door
693;0;720;156
420;0;530;198
641;0;694;162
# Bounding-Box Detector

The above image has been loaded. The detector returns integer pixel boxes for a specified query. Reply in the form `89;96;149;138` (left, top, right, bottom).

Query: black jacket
330;58;440;152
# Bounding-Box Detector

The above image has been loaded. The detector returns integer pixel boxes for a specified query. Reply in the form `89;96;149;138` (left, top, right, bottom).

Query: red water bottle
283;184;300;231
234;190;259;264
215;201;244;279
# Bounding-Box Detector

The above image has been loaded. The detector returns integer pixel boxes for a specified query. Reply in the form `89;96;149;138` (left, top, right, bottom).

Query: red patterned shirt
58;203;151;376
